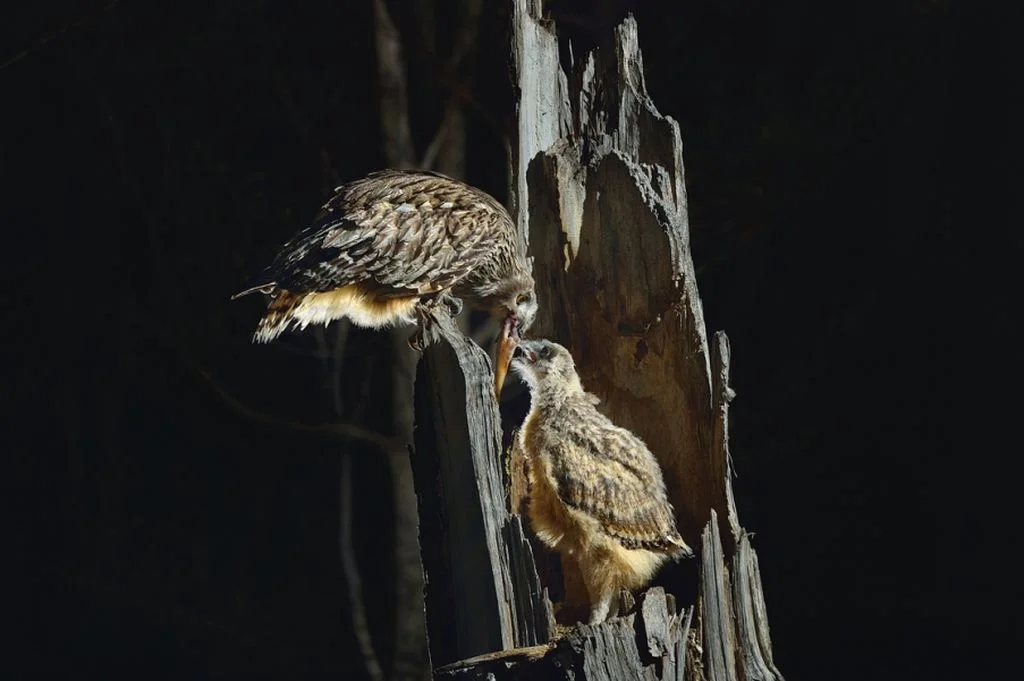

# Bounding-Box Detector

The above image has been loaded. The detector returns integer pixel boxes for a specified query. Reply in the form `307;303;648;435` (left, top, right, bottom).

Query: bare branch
411;0;437;60
436;103;466;180
313;324;353;417
330;323;351;416
446;0;484;74
341;454;385;681
193;366;403;456
1;0;122;72
419;110;452;170
374;0;416;168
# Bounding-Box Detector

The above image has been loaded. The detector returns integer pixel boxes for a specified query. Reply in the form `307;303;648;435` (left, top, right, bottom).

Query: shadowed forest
7;1;999;679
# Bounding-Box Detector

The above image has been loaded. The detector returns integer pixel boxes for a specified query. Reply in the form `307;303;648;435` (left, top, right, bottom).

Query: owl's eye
538;345;552;360
516;293;532;305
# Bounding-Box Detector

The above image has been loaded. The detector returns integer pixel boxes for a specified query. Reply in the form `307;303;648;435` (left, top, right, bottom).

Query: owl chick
511;339;693;624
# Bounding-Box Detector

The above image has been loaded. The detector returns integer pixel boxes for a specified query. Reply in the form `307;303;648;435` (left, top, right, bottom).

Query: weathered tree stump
412;311;553;668
412;3;784;680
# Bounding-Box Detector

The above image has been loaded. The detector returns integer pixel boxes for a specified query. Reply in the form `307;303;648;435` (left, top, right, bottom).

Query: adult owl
233;169;537;394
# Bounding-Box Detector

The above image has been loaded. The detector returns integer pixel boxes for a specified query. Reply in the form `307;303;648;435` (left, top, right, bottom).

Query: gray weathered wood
749;546;784;679
510;0;570;250
733;534;785;681
503;514;556;647
436;588;690;681
701;511;739;681
412;310;551;667
710;331;784;681
712;331;743;547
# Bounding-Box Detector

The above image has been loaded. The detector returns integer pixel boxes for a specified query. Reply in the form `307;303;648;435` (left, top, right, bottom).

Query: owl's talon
409;327;438;351
423;290;463;317
410;300;447;351
440;292;463;316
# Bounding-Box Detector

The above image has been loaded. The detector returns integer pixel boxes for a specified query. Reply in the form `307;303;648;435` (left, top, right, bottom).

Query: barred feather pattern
521;377;690;557
514;339;691;622
235;170;534;342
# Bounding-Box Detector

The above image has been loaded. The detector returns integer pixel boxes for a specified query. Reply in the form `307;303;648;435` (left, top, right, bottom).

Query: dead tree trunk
413;3;784;680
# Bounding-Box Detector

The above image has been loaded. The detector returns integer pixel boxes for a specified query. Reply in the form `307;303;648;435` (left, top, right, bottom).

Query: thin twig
1;0;123;72
340;454;385;681
419;110;451;170
194;367;402;455
374;0;416;168
330;323;351;417
446;0;484;75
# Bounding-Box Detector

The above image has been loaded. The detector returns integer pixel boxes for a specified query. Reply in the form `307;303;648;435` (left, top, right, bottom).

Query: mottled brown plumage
233;170;536;380
512;339;692;624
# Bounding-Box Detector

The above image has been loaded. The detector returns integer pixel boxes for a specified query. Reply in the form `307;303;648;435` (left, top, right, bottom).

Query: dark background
7;1;999;679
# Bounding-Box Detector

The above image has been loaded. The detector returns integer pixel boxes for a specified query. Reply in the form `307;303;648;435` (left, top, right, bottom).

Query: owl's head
491;274;537;337
492;273;538;400
510;338;579;391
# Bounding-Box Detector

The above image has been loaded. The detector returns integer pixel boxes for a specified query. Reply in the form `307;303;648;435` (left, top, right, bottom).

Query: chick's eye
538;345;552;360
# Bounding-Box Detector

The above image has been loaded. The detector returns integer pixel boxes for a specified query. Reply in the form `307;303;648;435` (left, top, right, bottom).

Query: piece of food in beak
494;317;517;399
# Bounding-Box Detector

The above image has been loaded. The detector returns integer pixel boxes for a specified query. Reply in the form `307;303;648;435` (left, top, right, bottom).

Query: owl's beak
494;315;519;399
511;343;535;363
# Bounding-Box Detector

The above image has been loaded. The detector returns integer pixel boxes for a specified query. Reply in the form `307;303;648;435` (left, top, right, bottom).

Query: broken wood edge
503;514;556;646
733;534;786;681
711;330;742;549
511;0;570;251
709;330;785;681
436;586;692;680
701;510;740;681
435;642;553;675
412;319;506;664
750;549;784;678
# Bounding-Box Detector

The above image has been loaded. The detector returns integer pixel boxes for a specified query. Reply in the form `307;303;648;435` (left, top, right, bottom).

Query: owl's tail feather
253;291;302;343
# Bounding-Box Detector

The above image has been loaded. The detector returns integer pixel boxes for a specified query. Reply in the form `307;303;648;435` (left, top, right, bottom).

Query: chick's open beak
494;316;519;399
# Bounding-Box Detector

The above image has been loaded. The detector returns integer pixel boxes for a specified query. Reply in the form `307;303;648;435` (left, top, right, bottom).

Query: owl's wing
244;171;508;295
550;414;691;557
